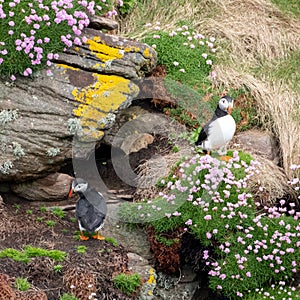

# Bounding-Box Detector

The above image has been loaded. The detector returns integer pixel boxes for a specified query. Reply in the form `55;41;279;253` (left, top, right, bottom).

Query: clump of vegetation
76;245;87;254
14;277;31;291
45;220;56;227
113;273;142;295
0;246;67;263
59;293;78;300
0;0;124;79
120;153;300;298
105;237;119;247
142;24;215;88
53;264;63;273
51;207;66;219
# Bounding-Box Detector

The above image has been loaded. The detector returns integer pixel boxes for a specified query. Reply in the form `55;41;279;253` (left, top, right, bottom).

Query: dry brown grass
213;66;300;177
200;0;300;178
198;0;300;64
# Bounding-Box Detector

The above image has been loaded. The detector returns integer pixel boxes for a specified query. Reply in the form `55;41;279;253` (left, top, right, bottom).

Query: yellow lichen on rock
72;73;133;117
86;37;124;62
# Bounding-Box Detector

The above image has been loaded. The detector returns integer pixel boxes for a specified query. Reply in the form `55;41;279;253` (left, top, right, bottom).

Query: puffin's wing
86;189;107;216
195;119;214;146
76;198;105;233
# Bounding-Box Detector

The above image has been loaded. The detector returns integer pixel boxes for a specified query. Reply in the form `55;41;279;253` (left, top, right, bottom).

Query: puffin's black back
74;181;107;233
76;197;105;233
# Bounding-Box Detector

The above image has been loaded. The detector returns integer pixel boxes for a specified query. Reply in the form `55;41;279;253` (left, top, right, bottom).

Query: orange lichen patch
86;37;124;62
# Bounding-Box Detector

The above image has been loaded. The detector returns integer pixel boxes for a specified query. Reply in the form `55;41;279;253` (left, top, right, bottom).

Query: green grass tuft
14;277;31;291
113;273;142;295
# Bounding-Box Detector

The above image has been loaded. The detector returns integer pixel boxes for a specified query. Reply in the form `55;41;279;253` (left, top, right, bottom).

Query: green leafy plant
53;264;63;273
40;206;47;213
26;209;33;215
51;207;66;219
105;237;119;247
14;277;30;291
76;245;87;254
59;293;79;300
13;203;21;211
113;273;142;295
0;248;29;263
45;220;56;227
24;246;67;261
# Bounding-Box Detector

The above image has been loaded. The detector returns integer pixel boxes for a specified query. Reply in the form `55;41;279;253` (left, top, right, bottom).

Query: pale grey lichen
138;267;157;300
97;113;115;129
0;109;18;126
46;147;60;157
0;142;7;153
0;160;13;174
67;118;82;135
102;91;111;97
12;142;25;159
104;59;113;69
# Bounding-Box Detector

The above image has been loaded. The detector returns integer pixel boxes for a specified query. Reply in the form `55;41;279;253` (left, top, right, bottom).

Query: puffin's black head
68;178;89;197
218;95;234;114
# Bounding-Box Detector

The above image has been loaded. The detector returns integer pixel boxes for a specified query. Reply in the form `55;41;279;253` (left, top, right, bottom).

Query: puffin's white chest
205;115;236;150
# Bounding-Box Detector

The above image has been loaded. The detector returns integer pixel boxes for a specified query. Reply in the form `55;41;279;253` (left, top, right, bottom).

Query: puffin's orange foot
220;155;232;162
79;234;89;241
92;232;105;240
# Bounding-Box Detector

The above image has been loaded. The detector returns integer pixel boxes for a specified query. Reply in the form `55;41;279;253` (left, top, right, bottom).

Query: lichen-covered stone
0;25;156;183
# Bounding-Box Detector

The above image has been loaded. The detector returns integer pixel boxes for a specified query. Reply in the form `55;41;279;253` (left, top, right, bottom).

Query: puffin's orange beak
68;187;73;198
228;106;233;115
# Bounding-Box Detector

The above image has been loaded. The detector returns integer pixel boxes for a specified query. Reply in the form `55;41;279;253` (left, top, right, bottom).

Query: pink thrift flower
10;74;16;81
206;232;212;239
8;21;15;26
185;219;192;225
204;215;212;220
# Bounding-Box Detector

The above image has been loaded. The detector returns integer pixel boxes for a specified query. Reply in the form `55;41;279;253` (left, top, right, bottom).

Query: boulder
231;129;279;163
0;24;156;183
11;173;73;202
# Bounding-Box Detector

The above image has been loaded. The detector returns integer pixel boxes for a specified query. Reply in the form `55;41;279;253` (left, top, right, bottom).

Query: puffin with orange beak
196;95;236;155
68;178;107;241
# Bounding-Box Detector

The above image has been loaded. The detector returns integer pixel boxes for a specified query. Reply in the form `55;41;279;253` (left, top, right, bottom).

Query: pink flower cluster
0;0;120;79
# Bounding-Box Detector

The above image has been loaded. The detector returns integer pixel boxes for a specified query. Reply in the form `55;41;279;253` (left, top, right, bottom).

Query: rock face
231;129;280;163
0;25;156;183
11;173;73;202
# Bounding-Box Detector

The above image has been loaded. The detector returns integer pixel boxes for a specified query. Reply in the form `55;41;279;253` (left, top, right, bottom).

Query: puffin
68;178;107;241
195;95;236;155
